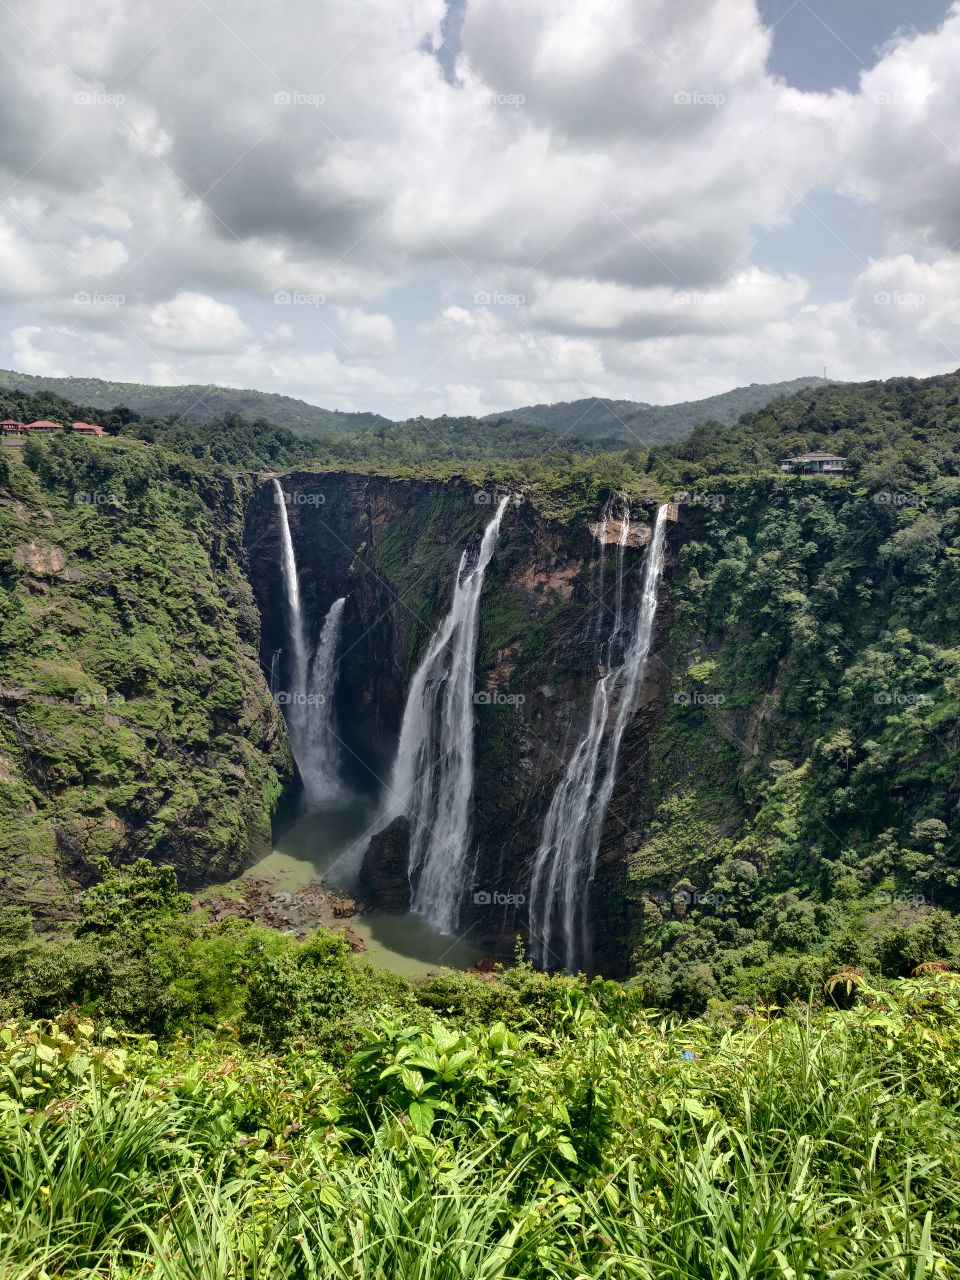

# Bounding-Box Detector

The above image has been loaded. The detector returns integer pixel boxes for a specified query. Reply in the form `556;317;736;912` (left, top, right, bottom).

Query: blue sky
1;0;959;418
760;0;951;90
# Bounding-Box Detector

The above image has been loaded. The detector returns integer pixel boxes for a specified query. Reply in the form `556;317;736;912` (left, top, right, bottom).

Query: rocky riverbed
195;877;367;951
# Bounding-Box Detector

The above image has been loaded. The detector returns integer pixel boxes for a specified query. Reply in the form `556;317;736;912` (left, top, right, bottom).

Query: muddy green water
244;802;483;978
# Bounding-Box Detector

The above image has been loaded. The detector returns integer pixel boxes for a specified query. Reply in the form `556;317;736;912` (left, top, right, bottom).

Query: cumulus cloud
146;293;252;353
841;8;960;250
335;307;397;359
0;0;958;413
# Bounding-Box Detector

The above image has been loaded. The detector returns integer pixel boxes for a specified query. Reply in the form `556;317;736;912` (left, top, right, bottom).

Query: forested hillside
0;367;827;446
486;376;828;443
0;427;293;924
0;369;391;437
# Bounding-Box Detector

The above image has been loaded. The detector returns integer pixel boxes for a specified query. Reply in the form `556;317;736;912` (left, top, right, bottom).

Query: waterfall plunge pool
239;801;485;978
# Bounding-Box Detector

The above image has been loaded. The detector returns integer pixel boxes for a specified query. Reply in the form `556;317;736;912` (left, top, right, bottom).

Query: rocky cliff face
0;451;293;928
244;472;676;972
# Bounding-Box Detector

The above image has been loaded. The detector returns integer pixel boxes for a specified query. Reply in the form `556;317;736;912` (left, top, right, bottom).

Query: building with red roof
71;421;107;437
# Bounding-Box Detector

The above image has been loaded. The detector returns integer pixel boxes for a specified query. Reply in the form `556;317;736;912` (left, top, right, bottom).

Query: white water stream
381;496;510;934
274;480;348;808
528;504;669;971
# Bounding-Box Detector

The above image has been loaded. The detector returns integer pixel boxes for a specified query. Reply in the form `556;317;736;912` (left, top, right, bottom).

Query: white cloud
841;9;960;250
0;0;959;414
335;307;397;359
146;292;252;353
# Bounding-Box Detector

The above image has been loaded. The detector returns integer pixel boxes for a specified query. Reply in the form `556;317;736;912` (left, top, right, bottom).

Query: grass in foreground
2;971;960;1278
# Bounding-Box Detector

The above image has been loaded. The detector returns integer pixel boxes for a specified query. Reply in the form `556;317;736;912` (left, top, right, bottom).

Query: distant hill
0;369;831;448
485;377;831;444
0;370;392;437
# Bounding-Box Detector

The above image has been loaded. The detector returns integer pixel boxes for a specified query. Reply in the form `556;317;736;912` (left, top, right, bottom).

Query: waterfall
300;597;348;806
605;510;631;666
590;499;611;640
528;504;669;972
274;480;310;735
382;495;510;934
273;479;348;808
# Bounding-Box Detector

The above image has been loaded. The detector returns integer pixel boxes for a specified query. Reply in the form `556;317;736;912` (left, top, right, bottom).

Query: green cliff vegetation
621;375;960;1009
0;428;292;922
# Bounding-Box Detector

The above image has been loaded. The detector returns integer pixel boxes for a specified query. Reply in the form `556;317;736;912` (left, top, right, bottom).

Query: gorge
3;371;959;997
259;478;669;971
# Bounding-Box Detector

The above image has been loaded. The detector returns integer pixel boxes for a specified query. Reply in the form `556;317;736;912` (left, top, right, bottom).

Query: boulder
359;816;411;912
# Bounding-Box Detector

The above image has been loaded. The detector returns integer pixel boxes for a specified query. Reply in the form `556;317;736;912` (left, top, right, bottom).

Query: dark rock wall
244;472;676;971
